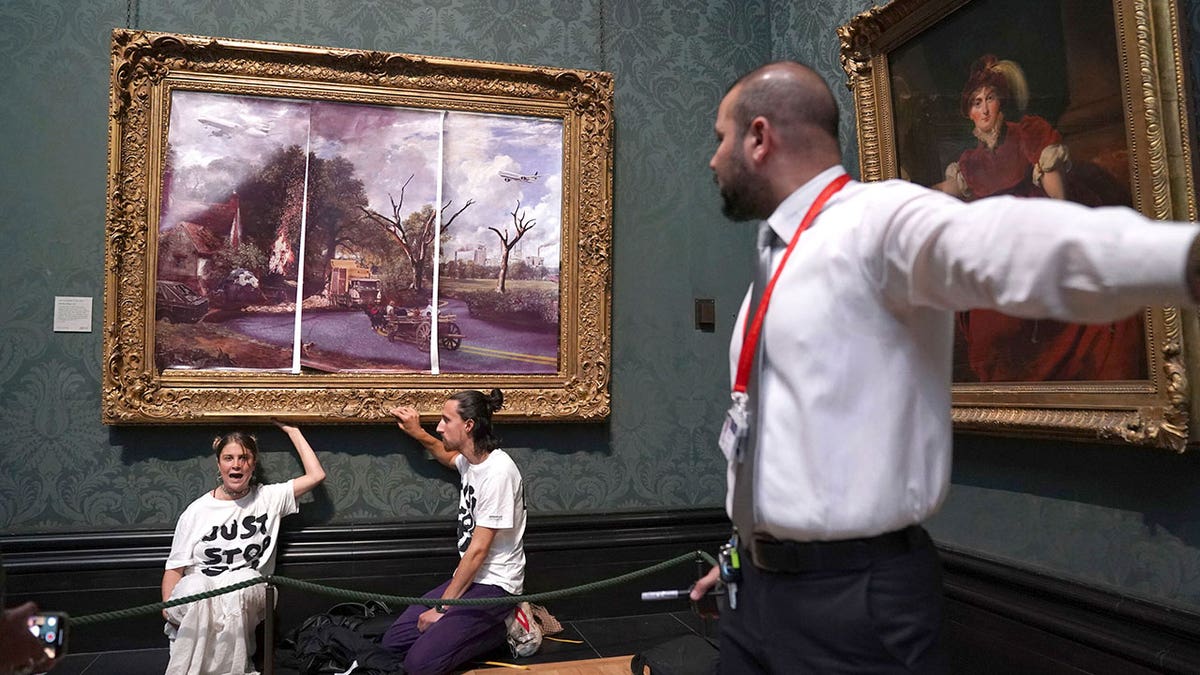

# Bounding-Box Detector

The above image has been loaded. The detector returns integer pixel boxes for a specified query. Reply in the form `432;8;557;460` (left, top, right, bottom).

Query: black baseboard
8;513;1200;672
941;545;1200;674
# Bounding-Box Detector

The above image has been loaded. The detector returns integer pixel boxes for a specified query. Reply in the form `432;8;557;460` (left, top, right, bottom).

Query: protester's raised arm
391;406;459;469
274;421;326;498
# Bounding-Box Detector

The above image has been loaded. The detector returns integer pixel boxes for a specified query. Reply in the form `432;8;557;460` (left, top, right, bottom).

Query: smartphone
26;611;68;660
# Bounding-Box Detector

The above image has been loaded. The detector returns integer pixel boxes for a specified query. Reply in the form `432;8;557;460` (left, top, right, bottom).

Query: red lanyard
734;173;851;394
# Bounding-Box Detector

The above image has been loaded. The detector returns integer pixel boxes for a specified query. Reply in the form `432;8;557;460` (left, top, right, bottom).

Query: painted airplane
198;116;273;138
499;170;539;183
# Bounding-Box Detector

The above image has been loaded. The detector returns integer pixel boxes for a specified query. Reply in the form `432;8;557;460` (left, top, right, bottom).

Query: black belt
748;525;928;573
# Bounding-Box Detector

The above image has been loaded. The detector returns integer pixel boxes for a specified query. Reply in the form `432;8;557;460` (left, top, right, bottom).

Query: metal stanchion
265;583;276;675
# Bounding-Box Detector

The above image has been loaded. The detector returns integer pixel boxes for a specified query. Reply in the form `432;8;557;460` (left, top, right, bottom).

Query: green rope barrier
72;576;264;626
70;549;718;627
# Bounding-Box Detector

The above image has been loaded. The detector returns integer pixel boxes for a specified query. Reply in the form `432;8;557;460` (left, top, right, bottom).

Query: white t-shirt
165;481;298;578
455;450;526;594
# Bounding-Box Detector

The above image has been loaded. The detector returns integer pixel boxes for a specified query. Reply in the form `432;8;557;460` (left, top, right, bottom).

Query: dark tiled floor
44;648;169;674
48;611;714;674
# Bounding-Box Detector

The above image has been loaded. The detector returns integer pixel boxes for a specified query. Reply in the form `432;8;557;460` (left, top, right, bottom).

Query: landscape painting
154;91;562;375
104;30;612;423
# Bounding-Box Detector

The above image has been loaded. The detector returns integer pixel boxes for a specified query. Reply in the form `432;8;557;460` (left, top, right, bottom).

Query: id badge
718;393;750;459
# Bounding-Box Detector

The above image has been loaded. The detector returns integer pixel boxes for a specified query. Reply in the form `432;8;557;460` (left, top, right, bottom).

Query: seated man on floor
384;389;527;675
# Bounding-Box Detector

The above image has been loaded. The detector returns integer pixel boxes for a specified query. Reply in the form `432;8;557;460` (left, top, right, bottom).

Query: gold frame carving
839;0;1196;450
103;30;613;424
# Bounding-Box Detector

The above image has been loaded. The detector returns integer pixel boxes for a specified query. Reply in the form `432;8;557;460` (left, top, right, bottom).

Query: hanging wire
126;0;139;29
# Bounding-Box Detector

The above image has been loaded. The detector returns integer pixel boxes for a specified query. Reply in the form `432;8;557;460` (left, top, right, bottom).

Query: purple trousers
381;579;513;675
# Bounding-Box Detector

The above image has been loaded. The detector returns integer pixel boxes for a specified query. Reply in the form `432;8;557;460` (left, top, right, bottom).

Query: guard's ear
745;116;772;163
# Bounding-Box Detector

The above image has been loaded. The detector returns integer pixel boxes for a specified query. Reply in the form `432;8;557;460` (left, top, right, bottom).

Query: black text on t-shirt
199;512;272;576
457;484;477;553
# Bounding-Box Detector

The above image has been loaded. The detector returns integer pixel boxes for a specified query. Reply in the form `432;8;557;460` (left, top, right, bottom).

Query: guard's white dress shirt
727;165;1198;543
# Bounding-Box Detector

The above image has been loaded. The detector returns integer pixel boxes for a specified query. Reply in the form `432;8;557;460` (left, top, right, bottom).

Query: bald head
728;61;840;158
710;61;844;219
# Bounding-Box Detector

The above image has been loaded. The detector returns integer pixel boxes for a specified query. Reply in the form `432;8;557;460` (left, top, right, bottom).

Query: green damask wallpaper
6;0;1200;618
0;0;768;532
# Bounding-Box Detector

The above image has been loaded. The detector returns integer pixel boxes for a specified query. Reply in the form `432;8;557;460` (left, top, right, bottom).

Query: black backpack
276;600;405;675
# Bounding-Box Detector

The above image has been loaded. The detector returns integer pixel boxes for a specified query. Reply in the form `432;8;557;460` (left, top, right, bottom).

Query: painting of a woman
937;55;1144;382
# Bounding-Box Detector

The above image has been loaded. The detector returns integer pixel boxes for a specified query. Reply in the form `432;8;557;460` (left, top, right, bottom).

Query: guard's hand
390;406;423;437
271;419;299;434
417;606;444;633
690;565;720;601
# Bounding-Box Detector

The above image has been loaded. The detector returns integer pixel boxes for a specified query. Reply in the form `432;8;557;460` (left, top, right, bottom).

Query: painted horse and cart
380;309;464;352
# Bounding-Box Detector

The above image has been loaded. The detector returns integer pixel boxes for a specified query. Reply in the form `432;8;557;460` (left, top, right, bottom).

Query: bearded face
710;90;772;222
715;146;771;222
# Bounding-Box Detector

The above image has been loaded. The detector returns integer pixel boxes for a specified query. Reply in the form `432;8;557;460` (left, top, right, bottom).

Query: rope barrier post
694;550;719;639
264;582;276;675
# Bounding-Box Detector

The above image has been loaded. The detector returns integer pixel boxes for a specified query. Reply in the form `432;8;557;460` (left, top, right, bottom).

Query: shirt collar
765;165;849;244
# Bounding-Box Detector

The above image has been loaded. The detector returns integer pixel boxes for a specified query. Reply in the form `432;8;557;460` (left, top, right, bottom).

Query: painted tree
303;155;375;291
237;145;308;280
490;200;536;293
238;146;374;298
360;174;474;293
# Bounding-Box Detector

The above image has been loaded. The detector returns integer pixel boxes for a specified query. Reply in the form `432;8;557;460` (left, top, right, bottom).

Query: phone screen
26;612;68;659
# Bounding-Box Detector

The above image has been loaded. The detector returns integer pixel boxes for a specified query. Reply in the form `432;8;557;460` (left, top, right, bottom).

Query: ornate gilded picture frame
104;30;613;424
839;0;1196;449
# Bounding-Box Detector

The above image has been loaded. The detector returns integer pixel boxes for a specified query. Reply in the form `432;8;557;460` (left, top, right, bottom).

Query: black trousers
718;527;948;674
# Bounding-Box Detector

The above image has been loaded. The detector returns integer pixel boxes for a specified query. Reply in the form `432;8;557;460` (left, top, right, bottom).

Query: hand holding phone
26;611;68;661
1;602;59;674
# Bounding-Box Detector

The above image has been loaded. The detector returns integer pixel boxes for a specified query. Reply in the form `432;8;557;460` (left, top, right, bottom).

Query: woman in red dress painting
936;55;1144;382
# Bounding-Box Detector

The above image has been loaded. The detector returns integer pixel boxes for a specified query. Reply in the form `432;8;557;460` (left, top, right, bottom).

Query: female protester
934;54;1143;383
383;389;526;675
162;421;326;675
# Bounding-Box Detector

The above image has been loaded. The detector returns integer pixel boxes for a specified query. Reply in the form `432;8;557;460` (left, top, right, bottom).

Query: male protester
383;390;526;675
690;60;1200;673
